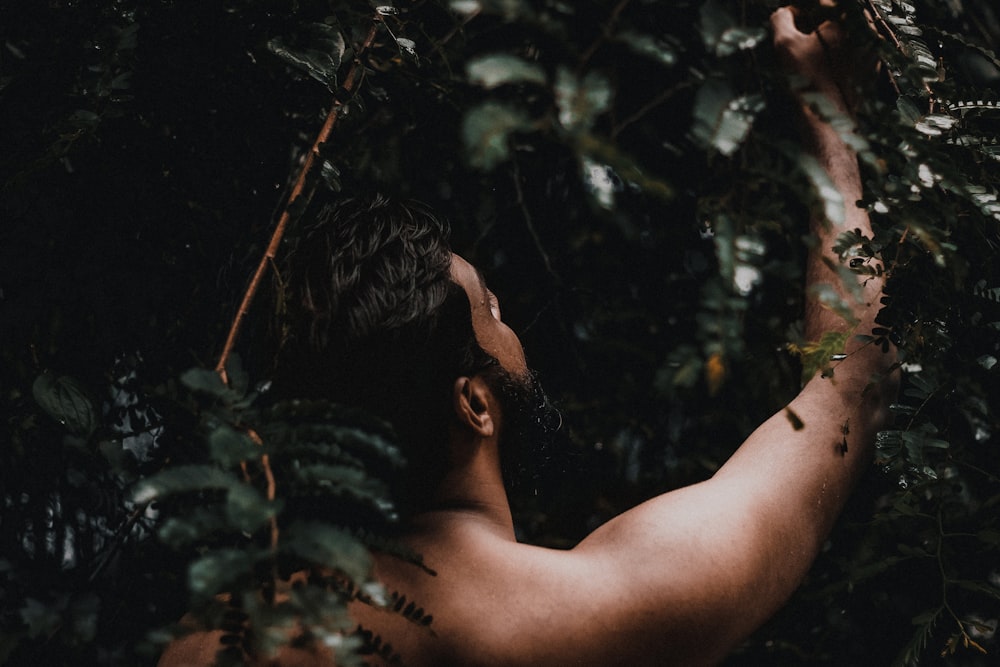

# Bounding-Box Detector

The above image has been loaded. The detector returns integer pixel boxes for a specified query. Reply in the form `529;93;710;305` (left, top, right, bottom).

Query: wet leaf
619;31;677;66
555;68;612;133
462;102;533;169
691;79;764;156
466;54;545;89
700;0;765;57
208;424;260;467
188;549;255;595
267;23;346;90
284;521;371;583
32;373;98;437
180;367;229;397
130;464;238;504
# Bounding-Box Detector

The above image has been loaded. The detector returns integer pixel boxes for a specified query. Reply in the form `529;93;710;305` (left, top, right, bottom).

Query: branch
214;18;381;383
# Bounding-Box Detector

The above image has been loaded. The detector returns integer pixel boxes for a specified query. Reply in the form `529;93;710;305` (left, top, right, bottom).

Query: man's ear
452;376;496;438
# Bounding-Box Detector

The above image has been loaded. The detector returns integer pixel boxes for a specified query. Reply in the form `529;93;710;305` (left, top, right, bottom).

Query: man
160;5;897;665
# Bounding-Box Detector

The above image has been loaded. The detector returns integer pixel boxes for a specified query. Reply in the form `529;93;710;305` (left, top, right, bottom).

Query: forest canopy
1;0;999;665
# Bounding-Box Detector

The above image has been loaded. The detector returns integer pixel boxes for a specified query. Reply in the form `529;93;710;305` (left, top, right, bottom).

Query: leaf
555;68;612;133
188;548;256;595
32;373;98;437
699;0;765;57
462;102;533;170
130;465;238;504
450;0;532;21
705;352;726;395
158;508;229;547
395;37;417;59
796;152;845;225
809;282;860;326
209;424;261;467
618;31;676;67
466;54;545;89
914;113;958;137
283;522;371;583
292;464;395;517
691;79;764;156
225;483;280;534
180;367;230;397
19;597;63;639
352;528;436;575
790;330;851;382
267;22;346;90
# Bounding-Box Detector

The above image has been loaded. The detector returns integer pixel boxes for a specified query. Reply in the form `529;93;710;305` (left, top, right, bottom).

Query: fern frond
352;527;437;575
927;27;1000;73
892;607;942;667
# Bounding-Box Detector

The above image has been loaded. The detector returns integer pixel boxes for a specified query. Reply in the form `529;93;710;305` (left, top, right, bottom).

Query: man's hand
771;3;878;116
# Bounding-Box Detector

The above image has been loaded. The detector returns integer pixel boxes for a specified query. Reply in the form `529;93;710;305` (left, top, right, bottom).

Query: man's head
273;194;557;505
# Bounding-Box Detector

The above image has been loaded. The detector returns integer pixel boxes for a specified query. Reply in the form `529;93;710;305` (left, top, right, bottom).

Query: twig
578;0;631;71
89;501;150;582
511;157;558;281
214;19;381;383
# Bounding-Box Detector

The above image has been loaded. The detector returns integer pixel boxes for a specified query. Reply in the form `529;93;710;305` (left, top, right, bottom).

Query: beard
485;365;563;493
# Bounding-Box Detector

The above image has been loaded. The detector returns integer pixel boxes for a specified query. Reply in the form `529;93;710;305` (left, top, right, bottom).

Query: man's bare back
158;6;897;666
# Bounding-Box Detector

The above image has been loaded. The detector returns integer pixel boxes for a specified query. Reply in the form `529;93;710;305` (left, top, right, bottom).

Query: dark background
2;0;999;664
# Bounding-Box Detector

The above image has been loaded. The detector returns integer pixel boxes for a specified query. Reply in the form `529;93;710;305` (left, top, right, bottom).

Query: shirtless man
159;5;896;665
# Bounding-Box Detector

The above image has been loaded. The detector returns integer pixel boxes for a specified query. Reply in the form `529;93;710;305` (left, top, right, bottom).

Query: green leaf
180;367;229;397
700;0;765;57
462;102;533;170
790;330;852;382
466;54;545;89
797;152;845;225
19;597;63;639
130;465;238;504
691;79;764;156
209;424;261;467
292;464;394;516
158;508;229;547
555;68;612;133
450;0;532;21
267;22;346;90
225;483;280;534
188;548;255;595
808;282;860;326
32;373;98;437
618;31;676;66
283;522;371;583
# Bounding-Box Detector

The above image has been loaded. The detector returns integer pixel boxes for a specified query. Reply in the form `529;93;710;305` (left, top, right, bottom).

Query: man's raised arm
569;7;898;664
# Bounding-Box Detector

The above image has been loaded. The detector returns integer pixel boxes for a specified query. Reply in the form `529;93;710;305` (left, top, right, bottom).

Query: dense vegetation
2;0;998;664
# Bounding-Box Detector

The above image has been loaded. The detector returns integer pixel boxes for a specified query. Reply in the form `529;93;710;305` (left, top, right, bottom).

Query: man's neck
414;438;516;541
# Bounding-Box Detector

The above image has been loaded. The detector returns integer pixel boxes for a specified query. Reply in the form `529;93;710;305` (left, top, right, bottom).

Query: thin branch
611;81;692;139
578;0;631;71
511;157;558;282
215;19;381;383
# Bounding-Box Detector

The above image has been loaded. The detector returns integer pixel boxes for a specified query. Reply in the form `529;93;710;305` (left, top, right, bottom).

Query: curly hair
271;193;496;506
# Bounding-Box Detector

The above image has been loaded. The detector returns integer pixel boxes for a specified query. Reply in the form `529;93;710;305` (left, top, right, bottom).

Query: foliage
1;0;999;665
131;356;422;664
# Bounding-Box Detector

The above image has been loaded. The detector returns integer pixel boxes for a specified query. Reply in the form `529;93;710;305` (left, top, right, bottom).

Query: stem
214;19;381;383
577;0;631;71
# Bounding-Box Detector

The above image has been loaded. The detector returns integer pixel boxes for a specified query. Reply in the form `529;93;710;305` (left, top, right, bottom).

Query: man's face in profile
449;252;562;490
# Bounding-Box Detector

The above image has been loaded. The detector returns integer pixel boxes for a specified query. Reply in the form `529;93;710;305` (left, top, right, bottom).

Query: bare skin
158;6;897;666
